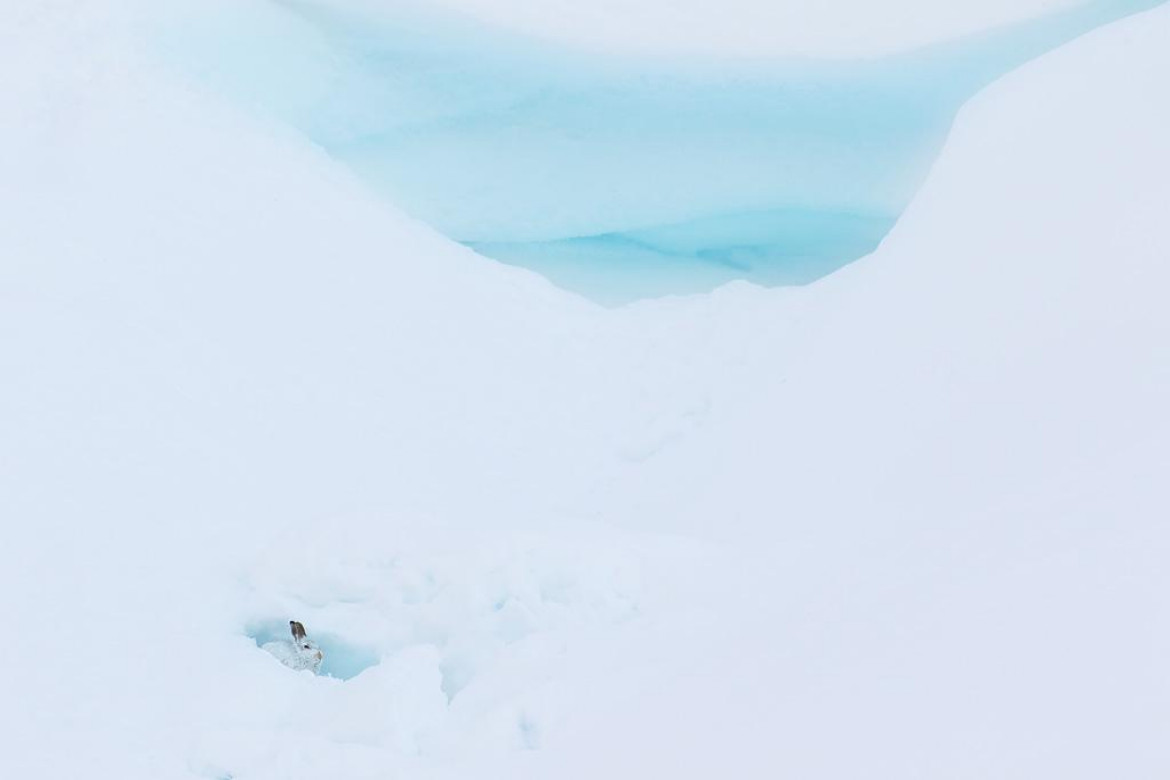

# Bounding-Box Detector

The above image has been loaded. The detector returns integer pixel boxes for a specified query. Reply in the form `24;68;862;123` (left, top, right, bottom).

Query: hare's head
290;620;324;664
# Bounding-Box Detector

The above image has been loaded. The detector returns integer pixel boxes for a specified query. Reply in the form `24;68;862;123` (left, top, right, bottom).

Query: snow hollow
161;0;1163;303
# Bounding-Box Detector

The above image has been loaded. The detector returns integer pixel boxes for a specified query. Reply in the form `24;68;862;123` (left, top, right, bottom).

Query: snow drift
0;1;1167;778
158;0;1165;301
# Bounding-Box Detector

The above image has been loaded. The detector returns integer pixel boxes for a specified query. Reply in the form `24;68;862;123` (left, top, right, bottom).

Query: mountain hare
263;620;324;674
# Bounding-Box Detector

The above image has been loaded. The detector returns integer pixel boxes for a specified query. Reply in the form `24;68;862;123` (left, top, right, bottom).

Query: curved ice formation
162;0;1164;303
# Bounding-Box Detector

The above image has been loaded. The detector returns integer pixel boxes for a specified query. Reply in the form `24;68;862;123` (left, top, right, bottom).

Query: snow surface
422;0;1113;58
1;1;1168;779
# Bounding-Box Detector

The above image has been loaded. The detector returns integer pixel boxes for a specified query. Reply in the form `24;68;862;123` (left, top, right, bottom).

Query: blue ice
163;0;1165;304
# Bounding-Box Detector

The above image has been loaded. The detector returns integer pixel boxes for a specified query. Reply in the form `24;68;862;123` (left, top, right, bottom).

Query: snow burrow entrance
246;620;380;681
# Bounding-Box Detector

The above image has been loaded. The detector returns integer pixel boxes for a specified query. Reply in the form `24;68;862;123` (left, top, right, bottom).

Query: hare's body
263;620;324;674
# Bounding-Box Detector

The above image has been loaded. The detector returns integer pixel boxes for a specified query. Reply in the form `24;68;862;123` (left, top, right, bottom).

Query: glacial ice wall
161;0;1164;302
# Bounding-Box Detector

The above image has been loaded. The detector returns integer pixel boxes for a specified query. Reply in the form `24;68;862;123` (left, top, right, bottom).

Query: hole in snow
246;620;381;681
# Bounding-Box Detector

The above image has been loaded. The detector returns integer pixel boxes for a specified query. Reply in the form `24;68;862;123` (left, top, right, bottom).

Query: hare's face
297;639;324;664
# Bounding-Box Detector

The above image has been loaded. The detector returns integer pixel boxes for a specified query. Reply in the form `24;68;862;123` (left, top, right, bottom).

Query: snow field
0;1;1168;778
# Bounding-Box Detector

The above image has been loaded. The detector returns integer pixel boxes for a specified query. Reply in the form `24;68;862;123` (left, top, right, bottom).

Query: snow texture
1;1;1168;778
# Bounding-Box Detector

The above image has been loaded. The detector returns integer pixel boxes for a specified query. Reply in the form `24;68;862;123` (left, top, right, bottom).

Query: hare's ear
290;621;306;641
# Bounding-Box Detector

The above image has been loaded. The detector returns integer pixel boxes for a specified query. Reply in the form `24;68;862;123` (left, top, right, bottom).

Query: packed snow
1;1;1168;779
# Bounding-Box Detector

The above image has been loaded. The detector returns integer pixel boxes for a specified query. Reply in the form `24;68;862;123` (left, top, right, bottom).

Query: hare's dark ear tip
290;620;306;640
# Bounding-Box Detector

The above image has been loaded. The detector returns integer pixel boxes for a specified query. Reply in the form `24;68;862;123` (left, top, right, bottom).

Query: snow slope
425;0;1117;58
1;1;1167;778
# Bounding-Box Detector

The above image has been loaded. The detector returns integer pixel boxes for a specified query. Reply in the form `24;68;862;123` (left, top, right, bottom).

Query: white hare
263;620;324;674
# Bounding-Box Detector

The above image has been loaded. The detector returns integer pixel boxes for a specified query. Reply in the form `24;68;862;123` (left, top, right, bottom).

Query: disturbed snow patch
239;520;645;695
209;514;704;773
202;519;702;776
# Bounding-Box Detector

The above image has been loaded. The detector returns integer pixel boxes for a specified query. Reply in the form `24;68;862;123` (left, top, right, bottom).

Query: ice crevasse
160;0;1166;303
